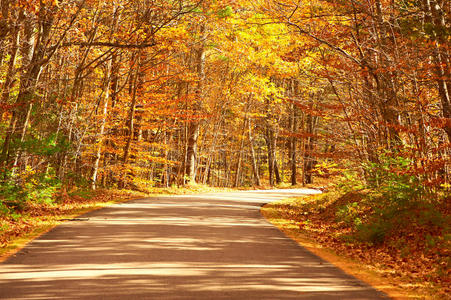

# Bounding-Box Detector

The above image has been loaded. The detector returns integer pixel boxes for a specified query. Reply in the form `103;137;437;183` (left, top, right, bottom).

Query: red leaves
425;117;451;130
280;129;317;139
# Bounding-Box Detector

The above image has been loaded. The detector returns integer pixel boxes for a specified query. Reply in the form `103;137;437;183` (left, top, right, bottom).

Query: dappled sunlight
85;216;267;227
1;261;372;297
0;189;387;299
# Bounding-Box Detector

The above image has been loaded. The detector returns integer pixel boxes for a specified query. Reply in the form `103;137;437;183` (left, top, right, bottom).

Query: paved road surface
0;189;389;299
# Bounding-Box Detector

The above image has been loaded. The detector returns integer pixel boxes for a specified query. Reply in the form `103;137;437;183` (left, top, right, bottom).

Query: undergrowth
268;154;451;297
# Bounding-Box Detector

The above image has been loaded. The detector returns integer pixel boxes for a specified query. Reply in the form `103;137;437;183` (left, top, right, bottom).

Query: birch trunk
90;58;112;190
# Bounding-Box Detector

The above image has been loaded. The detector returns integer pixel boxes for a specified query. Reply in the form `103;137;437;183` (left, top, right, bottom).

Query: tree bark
289;102;297;185
90;58;113;190
185;24;205;184
423;0;451;140
234;116;247;187
273;130;281;184
303;113;317;185
248;119;261;186
123;58;140;165
1;16;19;117
265;126;275;186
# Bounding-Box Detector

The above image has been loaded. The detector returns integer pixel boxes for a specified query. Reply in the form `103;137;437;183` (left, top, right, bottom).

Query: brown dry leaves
269;192;451;299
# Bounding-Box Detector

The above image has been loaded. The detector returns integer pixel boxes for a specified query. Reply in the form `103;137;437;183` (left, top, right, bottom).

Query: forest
0;0;449;191
0;0;449;296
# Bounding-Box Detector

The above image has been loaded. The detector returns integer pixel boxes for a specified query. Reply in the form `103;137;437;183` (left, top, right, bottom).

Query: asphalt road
0;189;389;299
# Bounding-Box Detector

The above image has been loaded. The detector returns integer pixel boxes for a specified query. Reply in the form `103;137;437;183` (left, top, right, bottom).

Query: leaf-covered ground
262;191;451;299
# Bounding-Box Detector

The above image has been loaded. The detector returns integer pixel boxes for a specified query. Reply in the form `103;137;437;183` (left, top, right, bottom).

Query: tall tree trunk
0;0;12;63
234;116;247;187
90;58;112;190
0;111;16;169
202;120;220;185
123;58;140;165
423;0;451;140
11;3;64;172
289;103;297;185
274;158;281;184
90;4;120;189
163;131;173;188
185;24;205;184
265;127;275;186
1;16;19;119
272;124;281;185
303;113;317;185
186;122;199;183
248;119;261;186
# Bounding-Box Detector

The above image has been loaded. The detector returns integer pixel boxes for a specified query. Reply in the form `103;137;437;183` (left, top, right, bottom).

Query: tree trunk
0;0;12;63
248;119;261;186
90;5;120;189
273;130;281;184
303;113;317;185
185;24;205;184
0;111;16;169
423;0;451;140
289;103;297;185
1;17;19;118
265;127;275;186
186;122;199;183
90;58;112;190
274;158;281;184
234;117;247;187
123;59;140;165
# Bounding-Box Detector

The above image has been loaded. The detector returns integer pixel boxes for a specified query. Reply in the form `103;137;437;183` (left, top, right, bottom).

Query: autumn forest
0;0;450;296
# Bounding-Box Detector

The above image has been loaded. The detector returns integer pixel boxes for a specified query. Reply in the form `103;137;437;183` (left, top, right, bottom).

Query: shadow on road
0;189;388;299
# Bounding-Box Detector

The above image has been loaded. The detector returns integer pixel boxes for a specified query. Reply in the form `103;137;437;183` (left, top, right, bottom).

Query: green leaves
20;133;70;157
216;6;233;18
0;167;61;216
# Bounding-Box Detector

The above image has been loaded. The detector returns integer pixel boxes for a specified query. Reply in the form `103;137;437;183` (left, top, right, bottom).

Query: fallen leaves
265;191;451;299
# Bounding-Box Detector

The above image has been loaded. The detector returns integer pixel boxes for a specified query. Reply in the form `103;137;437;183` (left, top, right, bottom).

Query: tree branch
59;41;157;49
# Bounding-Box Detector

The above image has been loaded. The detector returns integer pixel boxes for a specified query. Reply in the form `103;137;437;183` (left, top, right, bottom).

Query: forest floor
0;184;233;261
262;191;451;300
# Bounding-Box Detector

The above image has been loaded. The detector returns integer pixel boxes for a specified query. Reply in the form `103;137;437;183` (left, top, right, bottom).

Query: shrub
335;152;448;245
337;170;365;193
336;202;361;226
356;221;390;245
0;167;61;216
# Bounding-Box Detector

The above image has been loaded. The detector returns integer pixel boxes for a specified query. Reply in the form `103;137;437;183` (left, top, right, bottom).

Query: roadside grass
0;184;232;261
261;191;450;300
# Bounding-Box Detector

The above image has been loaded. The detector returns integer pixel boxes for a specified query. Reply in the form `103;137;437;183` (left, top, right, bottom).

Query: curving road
0;189;389;299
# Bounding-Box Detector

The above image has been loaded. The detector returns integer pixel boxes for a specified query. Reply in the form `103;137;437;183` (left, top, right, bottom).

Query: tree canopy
0;0;448;195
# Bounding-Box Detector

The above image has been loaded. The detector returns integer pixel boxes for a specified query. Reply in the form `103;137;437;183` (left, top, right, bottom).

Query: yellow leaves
237;73;283;101
18;166;37;182
156;24;190;52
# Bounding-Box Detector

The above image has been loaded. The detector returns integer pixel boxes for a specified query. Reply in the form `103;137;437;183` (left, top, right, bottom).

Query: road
0;189;389;299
